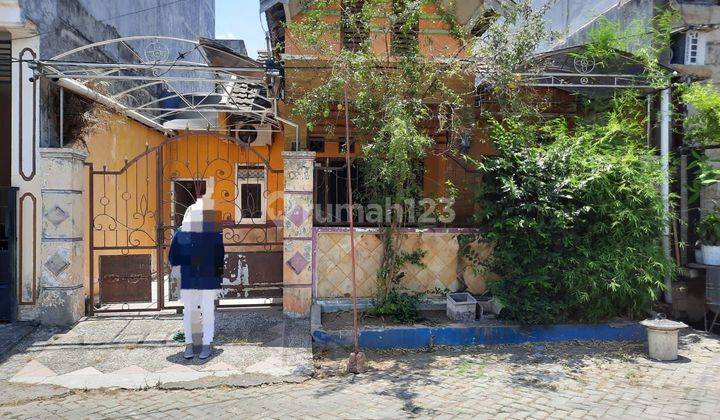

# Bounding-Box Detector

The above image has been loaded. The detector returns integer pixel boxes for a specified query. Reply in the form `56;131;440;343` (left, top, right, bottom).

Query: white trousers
180;289;218;345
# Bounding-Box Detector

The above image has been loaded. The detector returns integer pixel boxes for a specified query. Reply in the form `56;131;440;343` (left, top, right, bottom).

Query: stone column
282;151;315;317
11;36;42;321
38;148;87;326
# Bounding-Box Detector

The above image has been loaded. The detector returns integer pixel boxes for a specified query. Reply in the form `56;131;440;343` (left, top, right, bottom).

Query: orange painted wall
82;115;285;301
284;3;467;58
161;131;285;224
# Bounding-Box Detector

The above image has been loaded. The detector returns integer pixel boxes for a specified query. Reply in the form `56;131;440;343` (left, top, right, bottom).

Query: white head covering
180;200;206;233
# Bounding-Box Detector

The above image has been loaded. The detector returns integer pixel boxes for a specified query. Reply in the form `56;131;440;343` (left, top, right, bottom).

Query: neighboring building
0;0;224;323
535;0;720;84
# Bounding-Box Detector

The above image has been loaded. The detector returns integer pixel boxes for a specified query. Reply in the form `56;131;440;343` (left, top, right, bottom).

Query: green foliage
367;289;426;323
473;1;552;116
476;94;674;324
375;228;427;299
360;100;433;211
687;150;720;205
697;213;720;246
574;8;678;88
681;82;720;146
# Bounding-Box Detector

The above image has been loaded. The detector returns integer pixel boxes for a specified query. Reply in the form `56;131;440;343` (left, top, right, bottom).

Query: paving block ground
0;329;718;418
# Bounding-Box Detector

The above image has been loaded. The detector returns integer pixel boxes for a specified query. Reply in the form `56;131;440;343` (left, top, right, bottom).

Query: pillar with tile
282;151;315;317
38;148;87;325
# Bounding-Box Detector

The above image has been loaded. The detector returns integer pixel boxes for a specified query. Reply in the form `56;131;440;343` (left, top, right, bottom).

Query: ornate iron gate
88;133;283;313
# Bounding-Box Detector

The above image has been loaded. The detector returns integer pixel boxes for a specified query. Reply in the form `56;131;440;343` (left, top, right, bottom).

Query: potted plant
698;213;720;265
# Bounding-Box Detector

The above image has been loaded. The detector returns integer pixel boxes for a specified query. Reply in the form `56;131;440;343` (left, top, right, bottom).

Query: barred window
685;31;706;66
236;165;266;223
341;0;368;51
391;0;419;55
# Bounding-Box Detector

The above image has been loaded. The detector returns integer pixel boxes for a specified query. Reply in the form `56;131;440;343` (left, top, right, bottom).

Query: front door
172;179;206;227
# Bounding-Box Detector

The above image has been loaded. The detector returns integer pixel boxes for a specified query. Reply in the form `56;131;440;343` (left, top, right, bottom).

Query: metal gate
0;187;18;322
88;133;284;313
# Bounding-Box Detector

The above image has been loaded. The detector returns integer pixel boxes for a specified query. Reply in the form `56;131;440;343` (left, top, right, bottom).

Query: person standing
169;179;225;359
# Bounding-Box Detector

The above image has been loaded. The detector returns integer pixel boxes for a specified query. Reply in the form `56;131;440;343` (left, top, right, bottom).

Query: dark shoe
199;344;212;359
183;344;194;359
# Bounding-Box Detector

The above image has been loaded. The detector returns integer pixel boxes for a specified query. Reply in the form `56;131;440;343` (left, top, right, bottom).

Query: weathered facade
2;0;645;325
262;0;501;316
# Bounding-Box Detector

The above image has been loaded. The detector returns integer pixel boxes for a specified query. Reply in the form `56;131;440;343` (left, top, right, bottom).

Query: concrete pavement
0;308;312;390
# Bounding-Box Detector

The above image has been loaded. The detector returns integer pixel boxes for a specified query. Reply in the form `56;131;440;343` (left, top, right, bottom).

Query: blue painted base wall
313;323;645;349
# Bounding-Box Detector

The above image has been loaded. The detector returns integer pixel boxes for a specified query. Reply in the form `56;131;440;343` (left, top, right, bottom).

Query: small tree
289;0;476;311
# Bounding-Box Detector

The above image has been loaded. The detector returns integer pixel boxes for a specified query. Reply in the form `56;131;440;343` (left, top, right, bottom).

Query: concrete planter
447;292;477;323
702;245;720;265
640;317;688;361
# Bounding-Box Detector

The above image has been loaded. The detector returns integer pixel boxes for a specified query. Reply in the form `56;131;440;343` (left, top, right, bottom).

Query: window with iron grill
391;0;419;55
237;165;267;223
342;0;368;51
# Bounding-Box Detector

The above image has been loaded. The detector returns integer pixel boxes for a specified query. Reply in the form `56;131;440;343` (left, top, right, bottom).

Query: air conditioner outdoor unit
234;123;272;147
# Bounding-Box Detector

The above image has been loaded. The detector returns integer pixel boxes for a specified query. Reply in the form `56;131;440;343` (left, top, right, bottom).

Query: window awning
32;36;283;134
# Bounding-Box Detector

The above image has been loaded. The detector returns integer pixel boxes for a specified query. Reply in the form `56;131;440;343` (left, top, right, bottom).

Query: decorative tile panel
44;205;69;227
283;194;313;238
44;249;70;277
288;204;308;227
315;231;490;298
287;251;309;275
282;151;316;317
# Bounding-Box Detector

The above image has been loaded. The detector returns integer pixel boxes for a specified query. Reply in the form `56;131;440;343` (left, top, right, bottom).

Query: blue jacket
168;231;225;290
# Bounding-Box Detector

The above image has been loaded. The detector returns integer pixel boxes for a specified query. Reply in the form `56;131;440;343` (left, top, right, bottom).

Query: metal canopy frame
32;36;284;134
476;46;668;93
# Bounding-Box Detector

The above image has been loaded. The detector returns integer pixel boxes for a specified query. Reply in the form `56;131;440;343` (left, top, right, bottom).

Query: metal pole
156;147;165;310
59;87;64;148
646;94;651;147
661;87;672;304
343;85;360;355
87;163;95;315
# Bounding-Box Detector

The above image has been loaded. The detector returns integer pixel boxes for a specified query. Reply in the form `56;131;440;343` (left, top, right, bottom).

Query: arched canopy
33;36;283;134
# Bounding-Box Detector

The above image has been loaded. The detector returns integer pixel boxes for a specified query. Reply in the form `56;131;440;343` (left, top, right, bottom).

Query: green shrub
367;290;425;323
476;109;674;324
681;82;720;146
698;213;720;246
